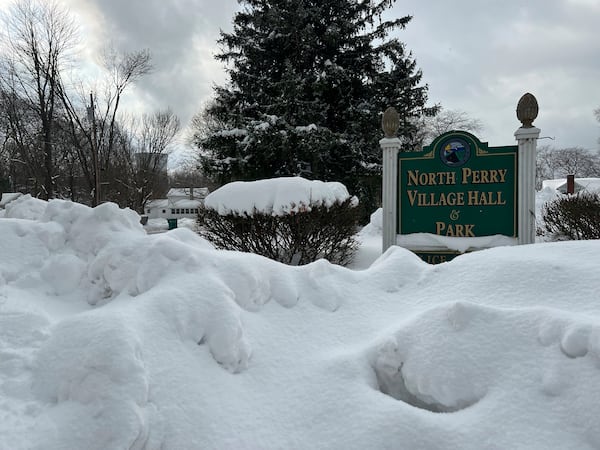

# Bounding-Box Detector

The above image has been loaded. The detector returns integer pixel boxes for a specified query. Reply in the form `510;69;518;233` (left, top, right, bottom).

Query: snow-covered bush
542;192;600;240
198;178;360;265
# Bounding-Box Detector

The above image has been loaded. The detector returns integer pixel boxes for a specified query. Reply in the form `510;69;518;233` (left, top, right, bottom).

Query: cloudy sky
3;0;600;157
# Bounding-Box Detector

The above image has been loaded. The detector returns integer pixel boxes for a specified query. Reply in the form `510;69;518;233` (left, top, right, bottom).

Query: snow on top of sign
204;176;357;216
396;233;518;253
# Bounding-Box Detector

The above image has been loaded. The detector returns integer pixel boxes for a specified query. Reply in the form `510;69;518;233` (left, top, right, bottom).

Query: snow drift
1;196;600;449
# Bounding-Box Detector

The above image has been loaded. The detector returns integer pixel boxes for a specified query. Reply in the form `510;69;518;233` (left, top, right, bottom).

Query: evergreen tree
197;0;436;218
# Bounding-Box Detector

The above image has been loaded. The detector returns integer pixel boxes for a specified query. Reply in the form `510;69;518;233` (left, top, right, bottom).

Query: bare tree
0;90;42;192
595;107;600;145
0;1;160;207
414;107;484;147
129;109;179;211
0;100;12;192
59;47;153;205
58;83;98;203
188;100;227;147
99;46;153;169
186;100;229;191
108;109;179;212
535;145;557;189
0;0;78;199
427;108;484;136
551;147;600;177
169;162;220;192
536;145;600;188
138;109;180;156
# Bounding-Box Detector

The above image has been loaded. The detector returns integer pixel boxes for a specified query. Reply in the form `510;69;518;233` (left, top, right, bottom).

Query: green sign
398;131;517;237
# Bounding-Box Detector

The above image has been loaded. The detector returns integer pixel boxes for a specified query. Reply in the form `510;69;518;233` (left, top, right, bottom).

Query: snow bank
357;207;383;237
1;195;600;449
3;194;47;220
204;176;357;216
0;192;22;208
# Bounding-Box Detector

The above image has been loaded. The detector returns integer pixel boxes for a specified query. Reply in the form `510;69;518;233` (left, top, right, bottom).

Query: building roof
146;187;210;212
167;187;209;199
145;199;169;209
542;178;600;194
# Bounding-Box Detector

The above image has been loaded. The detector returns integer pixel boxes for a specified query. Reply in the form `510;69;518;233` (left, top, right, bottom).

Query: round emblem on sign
439;138;471;167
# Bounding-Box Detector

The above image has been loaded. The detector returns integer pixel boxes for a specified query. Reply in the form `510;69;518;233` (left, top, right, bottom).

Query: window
171;209;175;214
162;209;166;214
185;209;190;214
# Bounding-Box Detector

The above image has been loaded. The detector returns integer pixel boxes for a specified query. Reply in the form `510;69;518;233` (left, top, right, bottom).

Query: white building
144;187;210;220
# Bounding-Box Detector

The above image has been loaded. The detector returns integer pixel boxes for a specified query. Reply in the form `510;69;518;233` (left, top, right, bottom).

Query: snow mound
31;312;150;450
2;194;600;449
0;192;22;208
357;207;383;236
4;194;48;220
204;176;357;216
0;308;51;449
374;301;600;417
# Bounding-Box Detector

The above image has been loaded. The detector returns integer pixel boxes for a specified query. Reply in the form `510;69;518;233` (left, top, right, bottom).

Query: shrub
542;192;600;240
198;198;360;265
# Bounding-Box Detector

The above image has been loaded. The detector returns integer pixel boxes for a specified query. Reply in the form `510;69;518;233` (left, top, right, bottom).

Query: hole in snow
374;363;481;413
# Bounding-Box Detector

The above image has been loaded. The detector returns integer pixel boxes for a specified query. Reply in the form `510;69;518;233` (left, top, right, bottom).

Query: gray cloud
64;0;238;127
60;0;600;152
397;0;600;149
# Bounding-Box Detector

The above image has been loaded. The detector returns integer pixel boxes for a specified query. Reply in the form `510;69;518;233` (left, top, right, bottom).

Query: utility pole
88;92;100;206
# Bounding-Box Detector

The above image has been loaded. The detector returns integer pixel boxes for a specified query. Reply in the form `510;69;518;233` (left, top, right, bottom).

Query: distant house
542;178;600;195
144;187;210;219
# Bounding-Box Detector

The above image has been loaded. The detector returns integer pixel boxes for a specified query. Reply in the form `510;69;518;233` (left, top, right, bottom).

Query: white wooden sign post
380;107;402;252
515;93;541;244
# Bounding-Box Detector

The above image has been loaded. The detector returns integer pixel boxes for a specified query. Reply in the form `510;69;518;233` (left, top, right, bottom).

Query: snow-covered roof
146;198;203;209
167;187;209;199
542;177;600;194
145;199;169;209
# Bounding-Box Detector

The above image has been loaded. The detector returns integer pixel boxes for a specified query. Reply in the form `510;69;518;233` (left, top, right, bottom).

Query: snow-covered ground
1;193;600;449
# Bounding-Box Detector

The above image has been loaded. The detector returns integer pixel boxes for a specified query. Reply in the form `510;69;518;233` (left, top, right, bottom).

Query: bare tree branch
0;0;78;199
